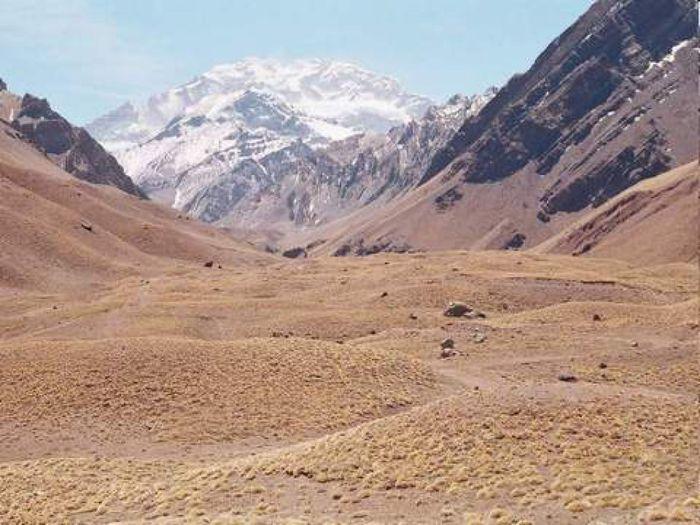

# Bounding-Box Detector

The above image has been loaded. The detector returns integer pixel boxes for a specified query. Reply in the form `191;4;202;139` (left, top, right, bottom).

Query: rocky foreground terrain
0;114;699;523
1;249;698;524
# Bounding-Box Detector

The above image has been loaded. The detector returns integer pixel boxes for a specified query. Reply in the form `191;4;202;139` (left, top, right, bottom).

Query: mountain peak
88;58;434;151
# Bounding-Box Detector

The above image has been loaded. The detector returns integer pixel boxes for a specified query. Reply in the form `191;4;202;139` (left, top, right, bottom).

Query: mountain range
85;59;496;242
2;0;696;263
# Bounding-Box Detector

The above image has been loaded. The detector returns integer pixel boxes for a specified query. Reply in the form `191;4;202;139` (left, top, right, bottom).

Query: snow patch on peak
88;57;433;152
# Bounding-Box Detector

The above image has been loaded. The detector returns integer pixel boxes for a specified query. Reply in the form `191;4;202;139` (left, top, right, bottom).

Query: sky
0;0;592;125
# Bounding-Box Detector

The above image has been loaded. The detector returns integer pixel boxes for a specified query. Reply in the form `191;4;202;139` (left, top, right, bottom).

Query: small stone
409;313;418;320
598;362;607;369
444;301;486;318
80;220;93;232
473;333;487;344
440;338;455;350
592;314;602;321
557;373;578;383
380;291;389;298
203;261;214;268
630;341;638;348
440;347;457;359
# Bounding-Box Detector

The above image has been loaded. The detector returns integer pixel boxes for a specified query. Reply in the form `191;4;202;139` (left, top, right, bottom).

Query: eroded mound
252;393;698;522
0;337;434;450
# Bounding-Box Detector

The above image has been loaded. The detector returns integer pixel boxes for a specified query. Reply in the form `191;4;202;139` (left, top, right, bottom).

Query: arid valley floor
1;250;698;524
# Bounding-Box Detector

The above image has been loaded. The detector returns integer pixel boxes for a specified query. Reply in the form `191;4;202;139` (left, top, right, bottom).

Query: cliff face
10;94;145;198
423;0;695;214
314;0;697;256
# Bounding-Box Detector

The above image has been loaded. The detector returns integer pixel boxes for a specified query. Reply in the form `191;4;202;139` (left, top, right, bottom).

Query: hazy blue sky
1;0;592;124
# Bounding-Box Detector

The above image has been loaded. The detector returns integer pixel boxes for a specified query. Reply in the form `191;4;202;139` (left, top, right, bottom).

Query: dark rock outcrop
282;247;307;259
11;94;145;198
422;0;695;211
503;233;526;250
332;238;413;257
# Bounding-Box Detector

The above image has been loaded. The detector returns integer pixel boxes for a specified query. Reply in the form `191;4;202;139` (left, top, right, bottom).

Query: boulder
443;302;485;319
282;247;307;259
440;338;455;349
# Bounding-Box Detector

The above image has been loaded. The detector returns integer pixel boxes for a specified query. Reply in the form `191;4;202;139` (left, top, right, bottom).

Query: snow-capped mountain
87;57;433;151
112;88;324;203
88;57;495;241
177;88;497;231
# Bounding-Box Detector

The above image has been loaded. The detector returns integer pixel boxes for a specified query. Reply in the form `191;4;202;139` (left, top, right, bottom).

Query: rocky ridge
0;83;144;198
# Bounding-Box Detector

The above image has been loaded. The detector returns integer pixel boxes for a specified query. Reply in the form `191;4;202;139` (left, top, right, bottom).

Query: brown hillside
534;161;699;265
0;121;269;292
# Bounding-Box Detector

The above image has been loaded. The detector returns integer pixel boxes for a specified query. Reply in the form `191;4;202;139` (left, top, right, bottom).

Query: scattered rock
557;373;578;383
282;247;307;259
203;261;214;268
440;347;457;359
305;239;326;250
440;338;455;350
443;302;486;318
503;232;526;250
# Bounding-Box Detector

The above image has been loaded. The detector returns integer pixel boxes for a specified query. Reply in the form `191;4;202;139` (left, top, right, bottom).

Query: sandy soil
1;250;697;524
